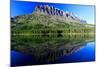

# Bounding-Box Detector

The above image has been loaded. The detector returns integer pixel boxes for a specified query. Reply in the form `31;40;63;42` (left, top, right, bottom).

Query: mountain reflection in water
11;34;95;66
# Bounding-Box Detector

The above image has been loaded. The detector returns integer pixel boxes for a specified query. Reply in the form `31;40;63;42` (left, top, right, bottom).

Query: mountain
34;5;87;24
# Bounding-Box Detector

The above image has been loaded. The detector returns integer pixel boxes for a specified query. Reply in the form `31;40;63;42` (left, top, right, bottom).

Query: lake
11;34;95;66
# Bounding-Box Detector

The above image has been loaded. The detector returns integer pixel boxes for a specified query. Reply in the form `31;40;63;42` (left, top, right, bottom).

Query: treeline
12;27;94;35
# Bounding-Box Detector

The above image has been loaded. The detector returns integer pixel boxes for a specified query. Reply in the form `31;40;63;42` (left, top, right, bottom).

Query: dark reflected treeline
11;34;94;64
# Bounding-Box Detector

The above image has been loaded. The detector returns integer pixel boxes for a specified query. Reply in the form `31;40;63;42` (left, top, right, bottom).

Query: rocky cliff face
35;5;87;24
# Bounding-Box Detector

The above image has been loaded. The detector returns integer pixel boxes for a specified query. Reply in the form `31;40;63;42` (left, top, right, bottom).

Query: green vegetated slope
11;12;95;35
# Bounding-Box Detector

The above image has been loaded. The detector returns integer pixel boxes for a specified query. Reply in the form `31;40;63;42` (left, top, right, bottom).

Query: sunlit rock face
35;5;87;23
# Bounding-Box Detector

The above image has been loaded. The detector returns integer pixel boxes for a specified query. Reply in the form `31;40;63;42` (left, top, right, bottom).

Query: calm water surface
11;35;95;66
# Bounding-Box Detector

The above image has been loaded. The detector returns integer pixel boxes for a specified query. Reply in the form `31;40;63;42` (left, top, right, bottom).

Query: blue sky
11;0;95;24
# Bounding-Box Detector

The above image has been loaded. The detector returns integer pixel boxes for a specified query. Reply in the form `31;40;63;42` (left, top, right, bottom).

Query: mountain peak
34;5;87;24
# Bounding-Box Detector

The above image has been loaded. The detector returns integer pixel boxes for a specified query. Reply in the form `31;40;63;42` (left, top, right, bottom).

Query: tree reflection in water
11;34;94;64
